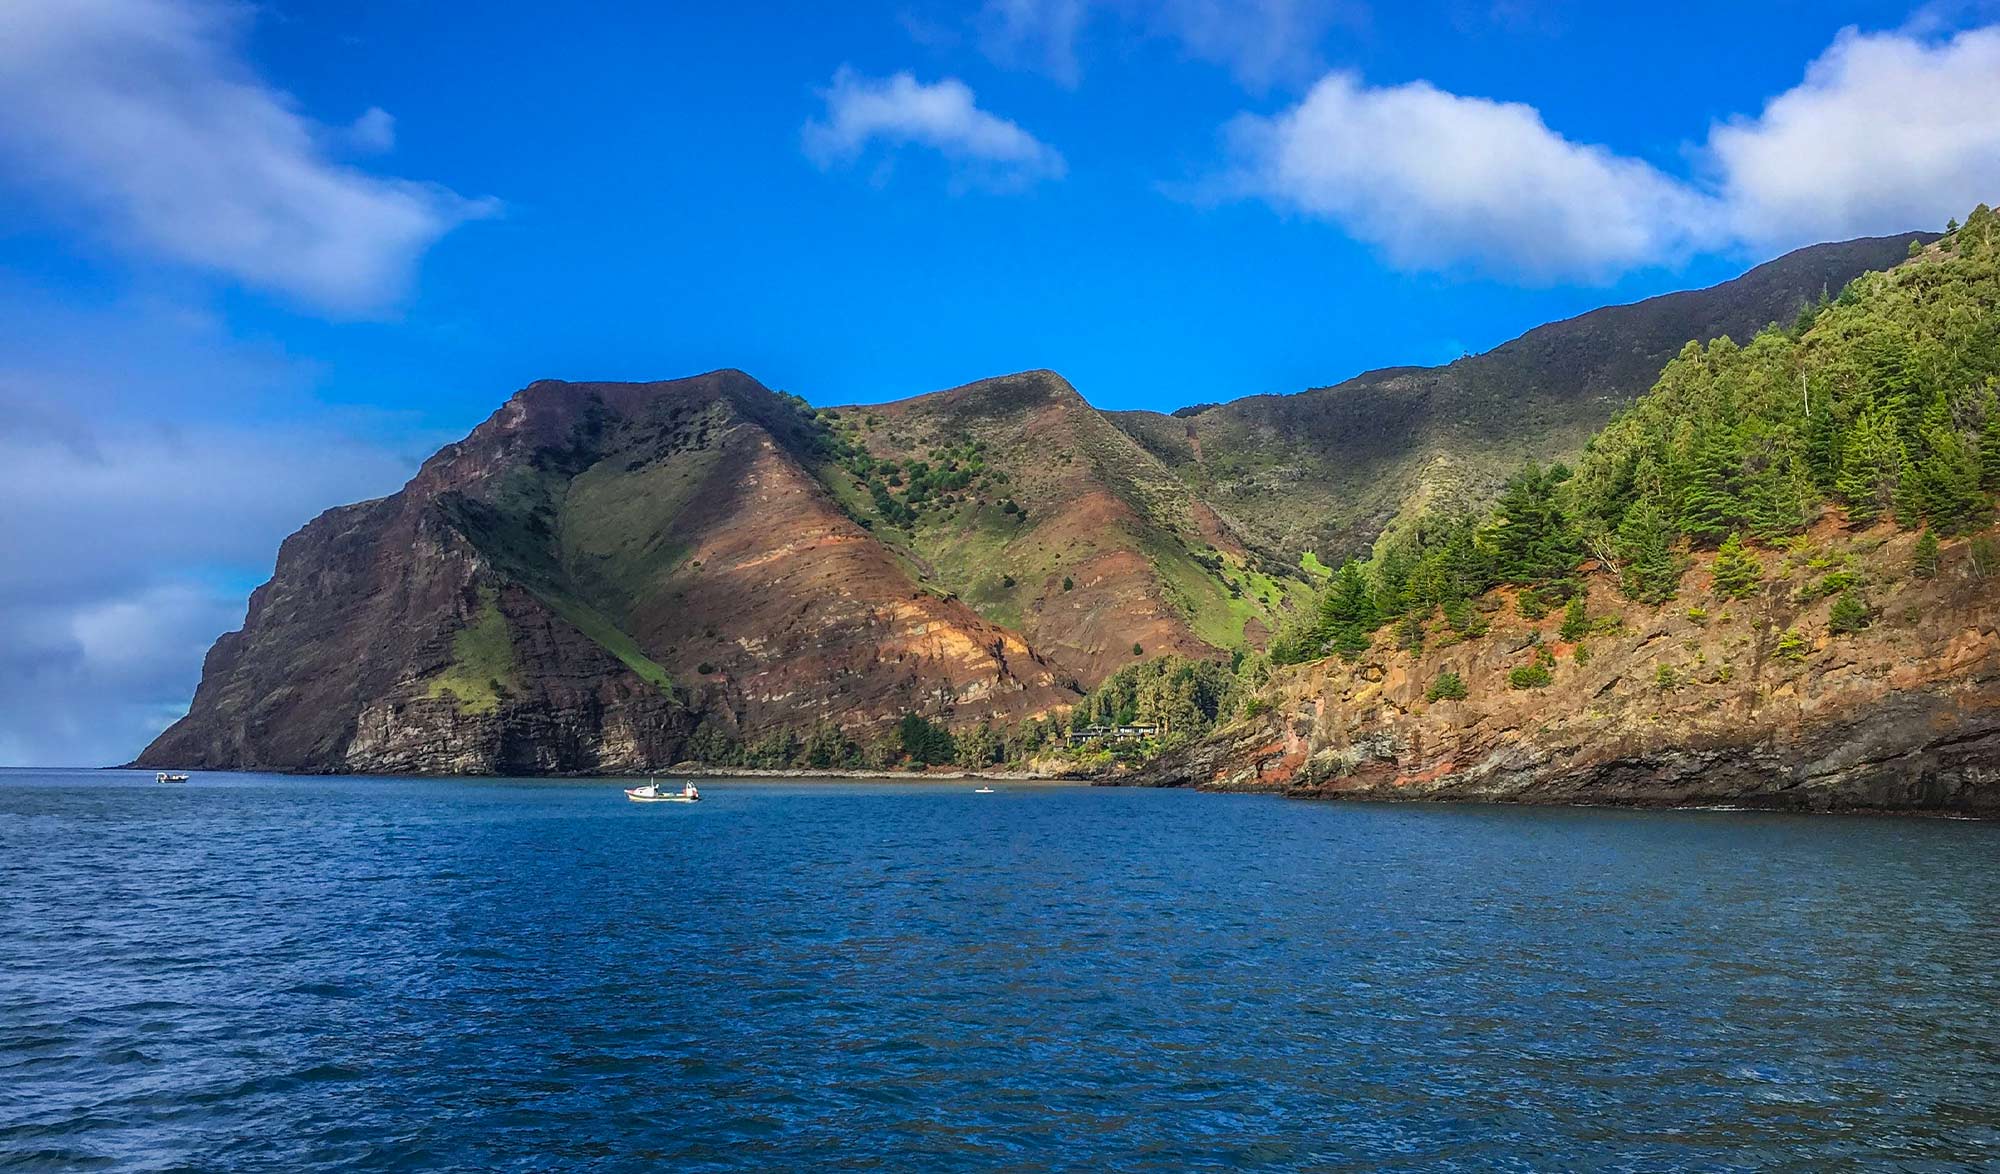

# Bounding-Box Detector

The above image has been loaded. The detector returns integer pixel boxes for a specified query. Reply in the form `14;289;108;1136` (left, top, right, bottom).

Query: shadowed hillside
1109;233;1934;563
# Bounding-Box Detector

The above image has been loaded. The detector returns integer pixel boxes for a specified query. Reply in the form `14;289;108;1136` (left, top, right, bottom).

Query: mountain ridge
1108;232;1934;561
136;229;1944;774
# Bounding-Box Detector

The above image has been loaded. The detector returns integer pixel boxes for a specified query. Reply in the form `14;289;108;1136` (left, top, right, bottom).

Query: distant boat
625;777;699;803
973;786;995;794
156;772;189;784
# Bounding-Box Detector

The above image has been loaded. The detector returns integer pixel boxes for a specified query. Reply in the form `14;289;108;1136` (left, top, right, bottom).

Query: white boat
973;786;995;794
156;771;189;783
625;778;700;803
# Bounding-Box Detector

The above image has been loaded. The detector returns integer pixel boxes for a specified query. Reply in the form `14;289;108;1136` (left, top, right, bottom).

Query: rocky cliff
139;372;1078;773
1137;521;2000;815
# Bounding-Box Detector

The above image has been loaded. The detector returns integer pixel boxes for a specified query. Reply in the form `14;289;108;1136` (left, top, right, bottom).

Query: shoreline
101;763;1993;818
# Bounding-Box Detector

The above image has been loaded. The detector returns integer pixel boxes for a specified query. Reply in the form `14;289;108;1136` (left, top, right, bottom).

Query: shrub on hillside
1558;593;1589;641
1508;663;1552;690
1829;589;1872;635
1426;670;1468;702
1776;629;1810;661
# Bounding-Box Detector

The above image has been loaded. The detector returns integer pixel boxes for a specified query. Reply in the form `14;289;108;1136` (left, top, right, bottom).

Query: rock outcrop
1137;522;2000;815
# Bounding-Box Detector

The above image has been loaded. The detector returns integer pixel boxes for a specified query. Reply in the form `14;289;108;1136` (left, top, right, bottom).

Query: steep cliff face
134;484;695;773
1139;522;2000;814
138;372;1077;773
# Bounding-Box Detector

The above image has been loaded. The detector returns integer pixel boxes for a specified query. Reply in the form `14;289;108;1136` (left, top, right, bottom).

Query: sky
4;0;2000;766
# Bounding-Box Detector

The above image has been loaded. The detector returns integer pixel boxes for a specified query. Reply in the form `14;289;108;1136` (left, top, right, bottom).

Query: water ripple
2;770;1996;1170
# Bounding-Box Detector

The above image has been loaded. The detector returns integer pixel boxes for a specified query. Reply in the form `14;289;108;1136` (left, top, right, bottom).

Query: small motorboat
973;786;995;794
156;772;190;784
625;778;700;803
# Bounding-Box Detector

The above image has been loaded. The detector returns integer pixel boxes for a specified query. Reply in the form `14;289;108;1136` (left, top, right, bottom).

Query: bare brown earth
1136;520;2000;815
140;373;1077;773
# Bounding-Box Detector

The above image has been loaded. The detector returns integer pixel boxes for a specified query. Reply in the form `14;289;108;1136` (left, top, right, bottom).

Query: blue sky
4;0;1999;765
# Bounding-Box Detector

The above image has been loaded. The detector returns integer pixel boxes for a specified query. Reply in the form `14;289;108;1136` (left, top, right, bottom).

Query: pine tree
1441;527;1493;600
1913;530;1941;579
1314;560;1379;658
897;714;956;765
1745;455;1815;539
1677;435;1743;545
1887;392;1986;533
1804;397;1841;491
1370;542;1414;617
1919;424;1988;534
1835;404;1905;525
1710;531;1762;599
1616;500;1683;603
1491;462;1580;582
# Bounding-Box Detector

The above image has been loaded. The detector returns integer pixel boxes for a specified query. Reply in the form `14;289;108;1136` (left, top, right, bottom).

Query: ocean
2;769;1995;1170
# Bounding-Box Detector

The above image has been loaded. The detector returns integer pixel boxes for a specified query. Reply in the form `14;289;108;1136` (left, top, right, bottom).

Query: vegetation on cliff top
1264;206;1999;670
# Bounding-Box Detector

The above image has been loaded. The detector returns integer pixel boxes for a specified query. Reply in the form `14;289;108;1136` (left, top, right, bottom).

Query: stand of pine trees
1268;204;2000;668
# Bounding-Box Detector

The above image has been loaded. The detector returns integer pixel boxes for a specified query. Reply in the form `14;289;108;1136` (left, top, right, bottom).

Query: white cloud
0;420;422;767
1710;25;2000;251
0;0;495;315
804;67;1066;186
980;0;1091;84
1224;23;2000;281
1225;72;1716;280
978;0;1362;88
0;420;422;766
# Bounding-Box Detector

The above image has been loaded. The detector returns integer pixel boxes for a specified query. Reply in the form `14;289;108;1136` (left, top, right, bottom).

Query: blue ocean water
1;769;1995;1171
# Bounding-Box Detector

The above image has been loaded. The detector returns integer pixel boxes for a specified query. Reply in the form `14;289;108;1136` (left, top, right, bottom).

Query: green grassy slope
805;370;1306;661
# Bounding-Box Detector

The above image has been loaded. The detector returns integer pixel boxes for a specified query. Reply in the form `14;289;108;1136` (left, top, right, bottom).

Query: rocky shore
1130;522;2000;816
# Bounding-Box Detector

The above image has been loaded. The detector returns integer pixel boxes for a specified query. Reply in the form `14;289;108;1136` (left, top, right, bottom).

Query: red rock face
1142;523;2000;815
137;371;1083;774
